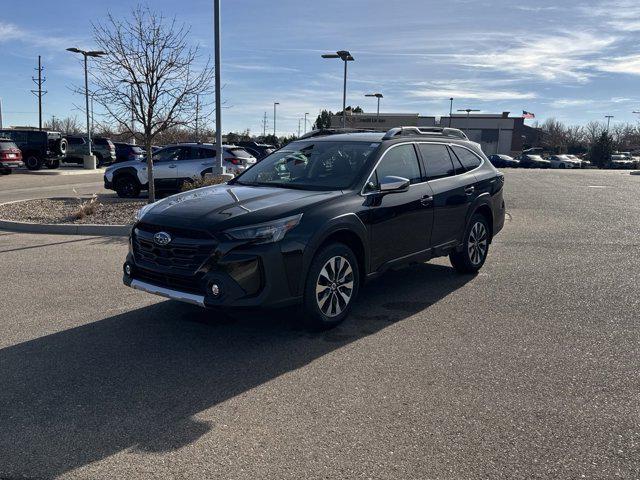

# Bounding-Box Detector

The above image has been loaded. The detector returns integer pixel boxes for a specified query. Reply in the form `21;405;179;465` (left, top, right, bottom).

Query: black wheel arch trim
298;213;370;295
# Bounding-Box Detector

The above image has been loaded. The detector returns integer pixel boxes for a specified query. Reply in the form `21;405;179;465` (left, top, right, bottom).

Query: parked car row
488;153;594;169
104;143;258;197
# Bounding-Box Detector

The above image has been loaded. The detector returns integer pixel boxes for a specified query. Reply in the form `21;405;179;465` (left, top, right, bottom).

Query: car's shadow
0;262;473;478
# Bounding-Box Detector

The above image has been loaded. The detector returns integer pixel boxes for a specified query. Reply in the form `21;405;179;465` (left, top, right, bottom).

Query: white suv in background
104;143;256;198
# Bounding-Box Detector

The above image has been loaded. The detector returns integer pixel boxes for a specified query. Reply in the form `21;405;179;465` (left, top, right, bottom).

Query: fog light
210;284;221;297
124;264;132;276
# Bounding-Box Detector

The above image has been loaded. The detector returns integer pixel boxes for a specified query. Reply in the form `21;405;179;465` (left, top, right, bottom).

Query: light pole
449;98;454;127
120;79;142;144
213;0;226;174
273;102;279;137
365;93;383;127
66;48;106;159
304;112;309;133
322;50;354;128
605;115;614;132
458;108;480;134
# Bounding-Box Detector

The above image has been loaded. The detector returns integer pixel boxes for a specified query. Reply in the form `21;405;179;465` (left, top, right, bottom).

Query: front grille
134;266;205;295
132;223;217;274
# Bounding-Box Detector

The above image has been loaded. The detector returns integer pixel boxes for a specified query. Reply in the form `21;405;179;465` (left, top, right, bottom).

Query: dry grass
180;175;229;192
72;193;101;220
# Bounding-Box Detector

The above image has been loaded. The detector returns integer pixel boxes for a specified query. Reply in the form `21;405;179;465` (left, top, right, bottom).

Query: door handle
168;164;177;169
420;195;433;206
464;185;475;195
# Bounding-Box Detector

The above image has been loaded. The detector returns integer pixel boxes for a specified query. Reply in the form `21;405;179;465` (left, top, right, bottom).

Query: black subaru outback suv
123;127;505;329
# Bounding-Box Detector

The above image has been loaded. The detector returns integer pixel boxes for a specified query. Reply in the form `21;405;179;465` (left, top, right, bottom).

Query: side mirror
379;175;410;193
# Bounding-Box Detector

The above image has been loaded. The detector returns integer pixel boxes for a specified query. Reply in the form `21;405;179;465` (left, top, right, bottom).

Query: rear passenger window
418;144;455;180
451;146;482;171
374;144;422;185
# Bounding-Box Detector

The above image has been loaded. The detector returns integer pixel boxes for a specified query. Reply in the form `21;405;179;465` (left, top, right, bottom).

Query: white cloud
586;1;640;31
596;54;640;75
449;32;617;82
0;22;25;41
550;99;591;108
409;80;536;101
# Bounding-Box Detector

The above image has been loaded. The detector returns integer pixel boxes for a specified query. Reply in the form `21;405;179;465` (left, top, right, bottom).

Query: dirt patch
0;196;147;225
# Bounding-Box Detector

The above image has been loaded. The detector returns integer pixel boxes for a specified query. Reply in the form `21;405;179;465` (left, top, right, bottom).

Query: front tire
303;243;360;329
450;214;491;274
115;175;141;198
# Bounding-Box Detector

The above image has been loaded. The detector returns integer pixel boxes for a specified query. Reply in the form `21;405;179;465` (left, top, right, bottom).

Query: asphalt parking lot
0;169;638;479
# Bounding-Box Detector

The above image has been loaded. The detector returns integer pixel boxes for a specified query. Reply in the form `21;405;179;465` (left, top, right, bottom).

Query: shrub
180;175;229;192
72;193;101;220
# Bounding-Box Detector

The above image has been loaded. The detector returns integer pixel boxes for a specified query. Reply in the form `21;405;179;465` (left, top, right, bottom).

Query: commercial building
330;110;539;155
330;112;436;130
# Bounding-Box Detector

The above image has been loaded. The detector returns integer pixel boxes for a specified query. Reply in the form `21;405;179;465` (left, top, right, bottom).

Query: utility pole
195;94;200;142
304;112;309;133
31;55;47;131
262;111;268;137
449;98;453;127
0;98;3;129
298;118;301;137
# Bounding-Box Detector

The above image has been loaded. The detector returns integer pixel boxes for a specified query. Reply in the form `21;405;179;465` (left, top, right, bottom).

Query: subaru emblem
153;231;172;246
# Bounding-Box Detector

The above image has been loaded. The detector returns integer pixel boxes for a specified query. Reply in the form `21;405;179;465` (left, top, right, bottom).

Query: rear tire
303;242;360;330
25;155;42;171
450;214;491;274
115;175;141;198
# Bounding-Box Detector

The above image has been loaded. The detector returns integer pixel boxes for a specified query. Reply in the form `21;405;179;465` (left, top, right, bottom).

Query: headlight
224;214;303;244
134;203;155;222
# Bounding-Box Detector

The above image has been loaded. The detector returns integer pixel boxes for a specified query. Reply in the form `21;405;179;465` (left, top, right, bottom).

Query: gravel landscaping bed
0;196;146;225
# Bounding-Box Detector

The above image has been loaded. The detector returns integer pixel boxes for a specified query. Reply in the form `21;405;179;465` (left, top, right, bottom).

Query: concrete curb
18;167;106;176
0;199;132;237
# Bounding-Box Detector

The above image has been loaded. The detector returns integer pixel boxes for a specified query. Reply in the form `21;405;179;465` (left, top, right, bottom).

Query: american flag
522;110;535;119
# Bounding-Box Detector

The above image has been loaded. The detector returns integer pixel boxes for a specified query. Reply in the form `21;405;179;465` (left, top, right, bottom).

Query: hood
109;159;144;170
141;183;341;231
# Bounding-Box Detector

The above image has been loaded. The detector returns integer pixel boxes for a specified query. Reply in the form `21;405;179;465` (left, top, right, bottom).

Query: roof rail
382;126;468;141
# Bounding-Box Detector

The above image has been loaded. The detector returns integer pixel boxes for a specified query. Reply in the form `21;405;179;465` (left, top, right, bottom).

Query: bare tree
90;6;214;202
45;116;82;135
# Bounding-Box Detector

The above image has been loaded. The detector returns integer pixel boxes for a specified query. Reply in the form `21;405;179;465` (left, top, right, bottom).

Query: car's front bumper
122;228;305;309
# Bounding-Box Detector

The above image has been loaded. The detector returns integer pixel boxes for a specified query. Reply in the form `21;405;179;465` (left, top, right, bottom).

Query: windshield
528;155;544;160
233;141;380;190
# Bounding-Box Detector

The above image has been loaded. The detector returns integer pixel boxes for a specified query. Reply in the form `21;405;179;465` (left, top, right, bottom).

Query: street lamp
304;112;309;133
322;50;355;128
605;115;614;131
449;98;454;127
365;93;383;126
66;47;106;159
120;79;143;144
273;102;279;136
458;108;480;134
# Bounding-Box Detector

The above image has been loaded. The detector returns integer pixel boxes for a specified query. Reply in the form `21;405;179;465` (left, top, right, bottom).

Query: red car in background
0;138;23;174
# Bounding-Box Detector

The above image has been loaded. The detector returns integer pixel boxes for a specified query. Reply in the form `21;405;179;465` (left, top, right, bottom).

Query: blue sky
1;0;640;135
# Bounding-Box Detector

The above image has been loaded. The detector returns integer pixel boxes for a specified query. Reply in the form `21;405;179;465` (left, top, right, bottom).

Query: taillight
228;158;242;165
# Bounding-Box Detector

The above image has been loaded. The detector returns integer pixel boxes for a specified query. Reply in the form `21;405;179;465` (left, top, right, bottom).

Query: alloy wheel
467;222;488;266
316;255;354;317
